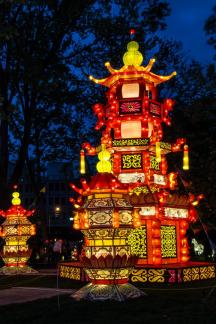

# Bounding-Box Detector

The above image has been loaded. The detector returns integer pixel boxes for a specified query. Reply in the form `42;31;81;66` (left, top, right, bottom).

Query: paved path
0;287;76;306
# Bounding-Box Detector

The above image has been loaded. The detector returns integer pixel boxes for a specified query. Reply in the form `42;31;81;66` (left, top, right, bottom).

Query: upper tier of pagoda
89;40;176;88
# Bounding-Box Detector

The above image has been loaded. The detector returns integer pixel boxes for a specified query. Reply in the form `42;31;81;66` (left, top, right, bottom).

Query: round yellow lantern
96;160;112;173
123;41;143;66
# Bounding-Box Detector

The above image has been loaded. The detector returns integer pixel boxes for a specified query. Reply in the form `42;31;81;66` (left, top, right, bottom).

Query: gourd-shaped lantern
0;189;36;274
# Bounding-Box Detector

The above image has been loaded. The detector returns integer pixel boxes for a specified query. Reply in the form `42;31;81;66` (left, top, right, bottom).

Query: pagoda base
72;282;145;301
0;265;38;275
59;261;216;284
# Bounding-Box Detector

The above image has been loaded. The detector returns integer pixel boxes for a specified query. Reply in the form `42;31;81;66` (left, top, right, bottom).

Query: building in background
11;162;80;239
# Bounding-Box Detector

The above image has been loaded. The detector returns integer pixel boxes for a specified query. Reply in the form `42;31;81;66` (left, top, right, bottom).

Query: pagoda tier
83;40;187;192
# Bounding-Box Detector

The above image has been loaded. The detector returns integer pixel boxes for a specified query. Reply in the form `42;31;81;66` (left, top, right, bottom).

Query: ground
0;274;216;323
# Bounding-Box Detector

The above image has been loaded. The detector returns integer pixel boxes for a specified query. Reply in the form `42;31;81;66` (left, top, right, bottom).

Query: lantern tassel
156;142;161;162
183;145;189;170
80;149;86;174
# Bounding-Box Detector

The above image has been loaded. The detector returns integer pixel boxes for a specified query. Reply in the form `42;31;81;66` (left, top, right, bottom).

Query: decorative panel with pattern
128;226;147;258
161;225;177;258
119;100;142;115
89;210;112;226
121;153;142;170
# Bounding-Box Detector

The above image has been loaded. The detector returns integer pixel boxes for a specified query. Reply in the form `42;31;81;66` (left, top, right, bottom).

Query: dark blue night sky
163;0;215;64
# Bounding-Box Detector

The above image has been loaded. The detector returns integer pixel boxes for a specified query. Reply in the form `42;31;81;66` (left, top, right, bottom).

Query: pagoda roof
89;40;177;88
88;172;128;193
0;205;35;218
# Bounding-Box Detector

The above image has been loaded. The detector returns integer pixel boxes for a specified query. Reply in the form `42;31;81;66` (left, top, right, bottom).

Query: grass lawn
0;275;216;324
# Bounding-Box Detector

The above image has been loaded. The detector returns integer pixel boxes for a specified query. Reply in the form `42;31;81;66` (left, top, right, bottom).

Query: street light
55;206;61;216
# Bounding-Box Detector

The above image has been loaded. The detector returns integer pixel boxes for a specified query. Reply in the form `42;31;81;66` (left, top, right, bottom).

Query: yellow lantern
156;142;161;162
183;145;189;170
12;192;21;205
123;41;143;66
98;150;111;161
96;144;112;173
96;160;112;173
80;149;86;174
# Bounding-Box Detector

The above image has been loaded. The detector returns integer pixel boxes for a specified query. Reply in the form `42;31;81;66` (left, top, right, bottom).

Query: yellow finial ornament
12;191;21;205
123;41;143;66
96;144;112;173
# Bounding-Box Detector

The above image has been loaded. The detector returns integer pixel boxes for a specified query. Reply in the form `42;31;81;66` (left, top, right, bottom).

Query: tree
0;0;95;207
204;5;216;60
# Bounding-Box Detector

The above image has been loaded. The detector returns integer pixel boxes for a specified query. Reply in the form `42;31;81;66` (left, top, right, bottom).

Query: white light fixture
122;83;139;98
121;121;141;138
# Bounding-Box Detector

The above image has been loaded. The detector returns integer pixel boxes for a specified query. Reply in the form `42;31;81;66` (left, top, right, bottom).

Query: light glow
121;121;142;138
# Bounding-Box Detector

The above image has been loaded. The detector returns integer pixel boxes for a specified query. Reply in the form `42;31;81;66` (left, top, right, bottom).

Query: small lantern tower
0;189;36;274
70;147;144;300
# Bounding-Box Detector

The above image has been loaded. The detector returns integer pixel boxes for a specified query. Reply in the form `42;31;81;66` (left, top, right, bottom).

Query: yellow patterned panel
183;268;192;282
20;226;31;235
200;266;215;280
130;269;148;282
119;210;132;225
183;266;216;282
121;154;142;170
130;268;165;283
59;266;81;280
128;226;147;258
89;210;112;226
88;238;126;246
161;225;177;258
150;156;160;170
148;269;165;283
87;198;113;208
191;267;200;280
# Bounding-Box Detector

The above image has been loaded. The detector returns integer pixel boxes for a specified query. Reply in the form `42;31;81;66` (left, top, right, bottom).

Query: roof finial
123;38;143;66
129;28;136;40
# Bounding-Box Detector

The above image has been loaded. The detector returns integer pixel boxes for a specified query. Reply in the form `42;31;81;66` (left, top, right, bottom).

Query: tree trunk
10;113;32;186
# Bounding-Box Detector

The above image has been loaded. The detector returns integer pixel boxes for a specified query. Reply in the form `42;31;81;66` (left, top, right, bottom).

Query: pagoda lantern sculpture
69;33;206;297
70;146;144;301
0;189;36;274
75;34;200;274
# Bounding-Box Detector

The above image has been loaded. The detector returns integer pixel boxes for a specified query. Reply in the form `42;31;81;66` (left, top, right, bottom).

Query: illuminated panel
161;225;177;258
118;173;145;183
119;210;133;225
128;226;147;258
149;100;161;117
119;101;142;115
153;174;166;185
140;206;156;216
121;153;142;170
122;83;139;98
121;121;141;138
89;210;112;226
112;138;149;147
150;156;160;171
160;142;172;151
164;208;188;219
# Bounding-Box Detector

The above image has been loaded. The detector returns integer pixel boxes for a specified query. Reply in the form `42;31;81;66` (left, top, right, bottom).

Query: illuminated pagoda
80;36;199;270
65;33;215;292
0;189;37;274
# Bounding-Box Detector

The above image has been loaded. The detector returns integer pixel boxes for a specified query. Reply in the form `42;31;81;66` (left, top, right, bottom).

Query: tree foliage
204;5;216;60
0;0;96;206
